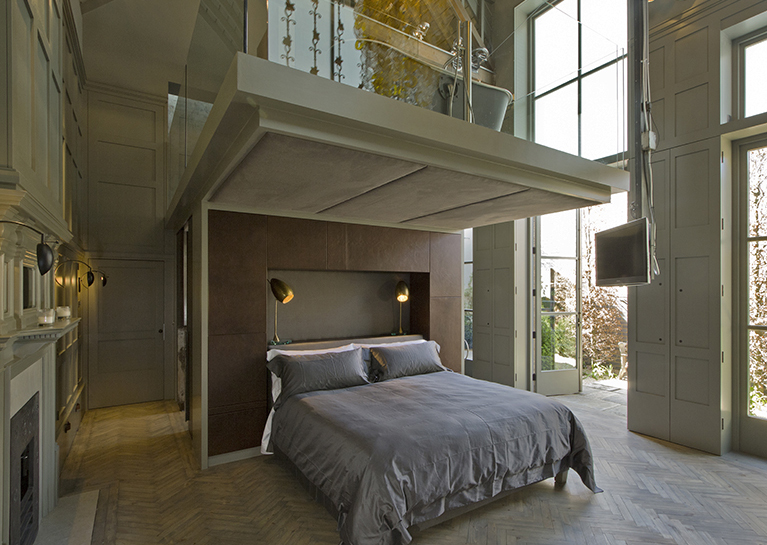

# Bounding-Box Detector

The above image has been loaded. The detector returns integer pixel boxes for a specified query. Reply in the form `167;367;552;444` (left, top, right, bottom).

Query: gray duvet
270;371;600;545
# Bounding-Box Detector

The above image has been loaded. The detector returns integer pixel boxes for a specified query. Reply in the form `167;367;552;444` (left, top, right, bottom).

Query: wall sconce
92;269;108;287
395;280;409;335
54;259;108;288
0;220;55;274
269;278;294;345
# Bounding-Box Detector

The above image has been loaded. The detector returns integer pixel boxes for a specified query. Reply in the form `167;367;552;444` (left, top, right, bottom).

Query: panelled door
88;259;165;408
534;210;581;395
739;139;767;457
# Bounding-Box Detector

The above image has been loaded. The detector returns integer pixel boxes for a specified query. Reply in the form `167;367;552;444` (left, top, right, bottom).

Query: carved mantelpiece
0;319;81;364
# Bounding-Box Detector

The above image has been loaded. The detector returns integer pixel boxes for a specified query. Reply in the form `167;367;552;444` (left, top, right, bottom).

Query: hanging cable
640;0;660;278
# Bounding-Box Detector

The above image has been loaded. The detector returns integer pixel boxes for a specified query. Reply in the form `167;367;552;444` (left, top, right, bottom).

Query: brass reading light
269;278;294;345
395;281;409;335
0;220;55;274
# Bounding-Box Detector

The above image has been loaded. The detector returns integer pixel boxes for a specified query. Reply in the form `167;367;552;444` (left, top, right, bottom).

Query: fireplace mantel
1;318;80;544
0;319;81;361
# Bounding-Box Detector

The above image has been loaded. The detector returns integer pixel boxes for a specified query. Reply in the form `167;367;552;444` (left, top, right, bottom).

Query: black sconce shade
0;221;55;275
36;237;54;275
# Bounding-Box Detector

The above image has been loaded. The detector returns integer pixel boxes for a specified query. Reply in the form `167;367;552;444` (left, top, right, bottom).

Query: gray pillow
369;341;446;381
267;347;368;407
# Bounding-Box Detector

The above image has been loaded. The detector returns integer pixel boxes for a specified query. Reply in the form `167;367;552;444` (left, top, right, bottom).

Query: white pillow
266;342;356;361
355;339;438;364
261;343;357;455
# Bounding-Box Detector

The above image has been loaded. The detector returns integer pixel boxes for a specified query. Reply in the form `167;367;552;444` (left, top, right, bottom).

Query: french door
534;210;581;395
739;139;767;456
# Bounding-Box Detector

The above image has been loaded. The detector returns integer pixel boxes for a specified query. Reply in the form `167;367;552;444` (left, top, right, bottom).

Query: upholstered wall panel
409;272;430;339
208;211;266;336
345;224;430;272
208;406;264;457
429;233;461;297
208;333;265;410
327;222;348;270
267;216;328;270
430;297;462;373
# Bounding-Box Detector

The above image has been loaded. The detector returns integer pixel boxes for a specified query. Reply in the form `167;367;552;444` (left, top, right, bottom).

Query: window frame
529;0;628;164
463;228;473;362
737;29;767;120
735;134;767;457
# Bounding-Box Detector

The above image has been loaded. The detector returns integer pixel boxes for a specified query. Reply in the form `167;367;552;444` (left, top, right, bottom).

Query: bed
262;338;600;545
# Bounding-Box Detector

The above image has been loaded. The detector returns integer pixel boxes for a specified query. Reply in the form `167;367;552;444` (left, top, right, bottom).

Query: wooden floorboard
58;393;767;545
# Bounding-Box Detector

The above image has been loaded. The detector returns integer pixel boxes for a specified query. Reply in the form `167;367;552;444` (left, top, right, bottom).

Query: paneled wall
207;210;461;457
62;16;87;242
86;86;175;409
87;88;166;255
471;221;529;390
0;2;88;541
628;0;767;455
2;0;66;217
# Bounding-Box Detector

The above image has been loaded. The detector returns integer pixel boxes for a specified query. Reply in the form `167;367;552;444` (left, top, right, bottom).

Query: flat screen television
595;217;651;287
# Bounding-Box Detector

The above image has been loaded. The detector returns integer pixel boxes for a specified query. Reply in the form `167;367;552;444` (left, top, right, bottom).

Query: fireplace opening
10;393;39;545
18;440;35;545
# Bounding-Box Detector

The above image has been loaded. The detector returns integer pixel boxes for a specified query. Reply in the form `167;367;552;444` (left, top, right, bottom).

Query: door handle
159;325;165;341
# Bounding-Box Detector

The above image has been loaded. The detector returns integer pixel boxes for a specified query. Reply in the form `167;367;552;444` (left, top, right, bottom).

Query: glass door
534;210;581;395
740;141;767;456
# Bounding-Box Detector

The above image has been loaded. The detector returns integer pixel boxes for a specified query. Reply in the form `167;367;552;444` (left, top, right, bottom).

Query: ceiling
75;0;699;98
79;0;200;96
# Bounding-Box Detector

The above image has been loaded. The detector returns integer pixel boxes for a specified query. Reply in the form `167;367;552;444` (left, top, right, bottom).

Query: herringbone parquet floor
60;392;767;545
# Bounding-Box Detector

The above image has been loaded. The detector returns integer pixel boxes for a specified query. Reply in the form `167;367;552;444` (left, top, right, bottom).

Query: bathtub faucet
444;40;489;73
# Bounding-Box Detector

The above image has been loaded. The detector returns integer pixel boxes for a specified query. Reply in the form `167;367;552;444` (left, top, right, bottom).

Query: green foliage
748;147;767;417
540;315;576;371
464;311;473;349
464;273;473;311
589;362;616;381
750;383;767;416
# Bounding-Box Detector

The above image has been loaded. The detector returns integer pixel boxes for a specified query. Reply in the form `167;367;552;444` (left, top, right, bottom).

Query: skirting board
208;447;262;467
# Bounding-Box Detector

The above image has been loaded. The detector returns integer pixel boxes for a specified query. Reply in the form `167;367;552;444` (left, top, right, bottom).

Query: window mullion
577;0;583;158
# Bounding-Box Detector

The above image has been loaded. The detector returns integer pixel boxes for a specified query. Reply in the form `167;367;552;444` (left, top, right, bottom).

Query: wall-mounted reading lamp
54;259;109;288
0;220;55;274
92;270;108;287
395;280;409;335
269;278;294;345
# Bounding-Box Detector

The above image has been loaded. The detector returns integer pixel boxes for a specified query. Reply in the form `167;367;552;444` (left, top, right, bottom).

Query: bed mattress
270;370;600;545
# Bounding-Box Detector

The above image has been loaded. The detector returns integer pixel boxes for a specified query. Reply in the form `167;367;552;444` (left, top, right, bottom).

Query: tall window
743;34;767;118
463;229;473;361
746;145;767;418
532;0;627;163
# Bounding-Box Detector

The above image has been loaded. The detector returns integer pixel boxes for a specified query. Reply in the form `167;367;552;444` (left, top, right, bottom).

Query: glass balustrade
168;0;627;203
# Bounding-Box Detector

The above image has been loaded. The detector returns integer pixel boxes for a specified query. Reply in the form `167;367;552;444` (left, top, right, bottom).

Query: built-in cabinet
471;221;530;391
204;210;461;460
628;0;767;455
